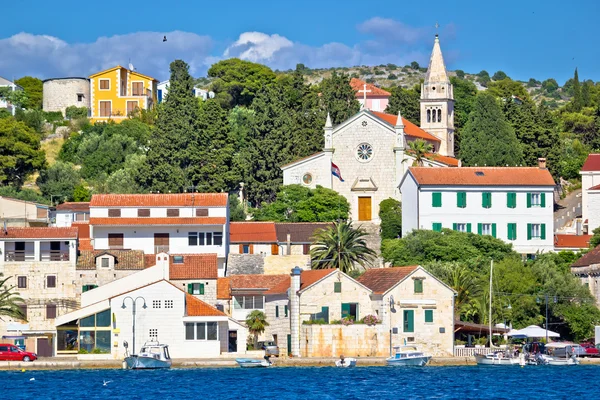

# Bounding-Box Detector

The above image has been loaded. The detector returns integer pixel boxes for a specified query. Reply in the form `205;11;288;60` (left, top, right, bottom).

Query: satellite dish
128;63;135;71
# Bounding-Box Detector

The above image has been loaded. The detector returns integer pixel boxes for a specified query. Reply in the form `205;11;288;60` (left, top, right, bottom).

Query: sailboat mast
489;259;493;348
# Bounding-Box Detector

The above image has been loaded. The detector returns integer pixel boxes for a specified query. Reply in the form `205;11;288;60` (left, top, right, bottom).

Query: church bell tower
420;34;455;157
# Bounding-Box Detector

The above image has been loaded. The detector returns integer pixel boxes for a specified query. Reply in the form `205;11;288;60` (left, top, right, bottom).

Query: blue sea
1;365;596;400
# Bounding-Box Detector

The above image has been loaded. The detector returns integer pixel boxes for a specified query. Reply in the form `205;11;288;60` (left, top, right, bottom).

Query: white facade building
157;80;213;103
400;166;556;255
581;154;600;234
52;202;90;227
0;76;23;116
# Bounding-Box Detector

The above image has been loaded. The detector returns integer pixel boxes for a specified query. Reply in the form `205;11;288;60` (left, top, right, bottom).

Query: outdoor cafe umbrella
507;325;560;338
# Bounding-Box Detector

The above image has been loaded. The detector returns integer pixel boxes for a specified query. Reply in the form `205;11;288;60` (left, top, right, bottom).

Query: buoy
21;368;25;372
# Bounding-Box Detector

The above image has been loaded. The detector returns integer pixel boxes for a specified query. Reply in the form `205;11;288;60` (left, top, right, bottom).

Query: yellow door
358;197;372;221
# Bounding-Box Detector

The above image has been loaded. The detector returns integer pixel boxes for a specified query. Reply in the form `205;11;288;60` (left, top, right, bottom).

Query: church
281;34;459;223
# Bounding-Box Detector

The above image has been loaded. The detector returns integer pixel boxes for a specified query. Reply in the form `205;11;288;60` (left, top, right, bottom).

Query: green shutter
341;303;351;318
467;223;472;233
477;223;482;235
492;223;497;238
527;223;532;240
432;192;442;207
482;192;491;208
527;193;532;208
276;306;279;318
541;224;546;240
187;283;193;294
200;283;205;295
452;223;457;231
82;285;88;293
541;193;546;208
403;310;414;333
508;223;516;241
285;305;288;317
414;279;423;293
425;309;434;323
334;281;342;293
432;223;442;232
321;306;329;323
457;192;466;208
507;192;516;208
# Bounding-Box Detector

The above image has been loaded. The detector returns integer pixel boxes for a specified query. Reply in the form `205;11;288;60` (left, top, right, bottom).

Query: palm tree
245;310;269;350
0;274;26;321
311;221;376;273
407;138;433;166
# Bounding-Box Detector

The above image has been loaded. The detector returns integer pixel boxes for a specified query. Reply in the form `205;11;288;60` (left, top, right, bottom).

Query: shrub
78;348;89;354
44;111;64;123
454;340;466;346
361;314;381;326
303;318;327;325
66;106;88;120
388;74;398;80
92;347;109;354
341;316;355;326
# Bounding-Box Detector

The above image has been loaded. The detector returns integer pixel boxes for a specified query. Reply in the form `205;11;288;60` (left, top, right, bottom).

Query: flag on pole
331;162;344;182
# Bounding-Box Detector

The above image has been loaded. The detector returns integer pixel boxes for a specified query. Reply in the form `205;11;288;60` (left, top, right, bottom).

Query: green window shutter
285;305;288;317
321;306;329;324
187;283;193;294
334;282;342;293
432;223;442;232
477;223;483;235
403;310;414;333
527;223;532;240
527;193;532;208
482;192;491;208
425;309;434;323
492;223;497;238
457;192;466;208
432;192;442;207
466;223;472;233
507;192;516;208
276;306;279;318
541;193;546;208
452;223;457;231
82;286;88;293
508;223;516;240
200;283;205;295
541;224;546;240
341;303;350;318
414;279;423;293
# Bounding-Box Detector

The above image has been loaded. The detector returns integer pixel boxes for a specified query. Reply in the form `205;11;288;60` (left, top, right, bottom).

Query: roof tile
0;227;77;239
358;266;419;294
168;254;218;279
299;269;337;291
217;278;231;299
371;111;441;142
229;274;290;294
77;250;146;270
89;217;226;226
90;193;228;207
230;222;277;243
55;202;90;212
274;223;332;243
581;154;600;172
350;78;391;97
408;167;556;186
572;245;600;267
554;235;592;249
185;293;227;317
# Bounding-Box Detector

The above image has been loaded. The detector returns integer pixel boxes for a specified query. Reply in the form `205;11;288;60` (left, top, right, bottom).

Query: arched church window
302;173;313;185
356;143;373;162
437;109;442;122
427;110;431;123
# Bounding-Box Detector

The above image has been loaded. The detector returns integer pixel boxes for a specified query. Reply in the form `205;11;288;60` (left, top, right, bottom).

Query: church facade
281;35;457;223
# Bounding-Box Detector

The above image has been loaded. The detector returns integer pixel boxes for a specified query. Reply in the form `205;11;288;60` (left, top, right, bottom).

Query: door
287;334;291;356
36;338;52;357
228;331;237;353
50;241;60;261
403;310;414;333
358;197;372;221
154;233;169;253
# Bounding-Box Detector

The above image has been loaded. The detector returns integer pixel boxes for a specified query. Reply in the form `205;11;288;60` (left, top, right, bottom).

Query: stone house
571;245;600;306
0;76;23;115
42;77;90;116
228;222;278;275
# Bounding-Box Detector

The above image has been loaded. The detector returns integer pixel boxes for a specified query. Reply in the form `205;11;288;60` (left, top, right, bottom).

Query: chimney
538;158;547;169
289;266;302;357
156;252;169;279
286;233;292;256
458;159;462;168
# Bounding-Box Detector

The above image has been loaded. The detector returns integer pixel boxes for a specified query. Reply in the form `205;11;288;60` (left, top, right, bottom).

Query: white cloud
357;17;428;44
224;32;293;62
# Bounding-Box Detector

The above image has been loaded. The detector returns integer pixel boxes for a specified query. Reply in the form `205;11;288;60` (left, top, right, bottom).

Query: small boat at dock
124;341;172;369
335;356;357;367
475;351;521;366
386;346;431;366
236;358;272;368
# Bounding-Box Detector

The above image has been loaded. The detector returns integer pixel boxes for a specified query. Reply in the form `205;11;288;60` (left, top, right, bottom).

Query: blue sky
1;0;598;83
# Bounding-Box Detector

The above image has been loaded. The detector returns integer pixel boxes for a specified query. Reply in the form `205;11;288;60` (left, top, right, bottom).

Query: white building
157;80;213;103
581;154;600;234
88;193;229;276
0;196;49;227
51;202;90;227
0;76;23;115
400;165;556;255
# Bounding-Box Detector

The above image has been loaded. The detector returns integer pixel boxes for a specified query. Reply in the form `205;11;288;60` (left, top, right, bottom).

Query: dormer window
167;209;180;217
173;255;184;264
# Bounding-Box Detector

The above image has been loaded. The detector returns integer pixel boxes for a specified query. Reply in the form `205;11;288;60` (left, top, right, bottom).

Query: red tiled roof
426;153;460;167
73;222;90;239
572;245;600;267
0;227;77;239
300;269;337;291
217;278;231;300
408;167;556;186
89;217;226;225
350;78;391;97
169;254;218;279
371;111;441;142
229;274;290;294
581;154;600;172
186;293;227;317
554;235;592;249
77;249;146;270
78;238;93;251
90;193;228;207
55;202;90;212
230;222;277;243
590;184;600;190
357;266;419;294
274;223;332;243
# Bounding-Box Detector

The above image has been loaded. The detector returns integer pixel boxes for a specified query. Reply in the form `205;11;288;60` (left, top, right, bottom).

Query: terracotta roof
554;235;592;249
186;293;227;317
0;227;77;239
168;254;218;279
89;193;228;207
357;266;419;294
426;153;460;167
73;222;90;239
274;223;332;243
230;222;277;243
572;245;600;267
265;276;292;295
280;152;324;168
350;78;391;97
299;269;337;291
217;278;231;300
229;274;290;294
78;238;93;251
55;202;90;212
76;250;146;270
590;184;600;190
581;154;600;172
89;217;226;226
371;111;441;142
407;167;556;186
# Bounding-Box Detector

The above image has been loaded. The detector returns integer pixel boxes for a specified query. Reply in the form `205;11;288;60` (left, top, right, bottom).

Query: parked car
0;344;37;362
258;341;279;357
551;344;588;358
580;343;599;357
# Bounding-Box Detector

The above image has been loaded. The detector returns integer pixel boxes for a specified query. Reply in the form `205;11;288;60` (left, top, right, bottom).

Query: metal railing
154;245;170;254
4;251;35;262
40;251;70;262
454;347;500;357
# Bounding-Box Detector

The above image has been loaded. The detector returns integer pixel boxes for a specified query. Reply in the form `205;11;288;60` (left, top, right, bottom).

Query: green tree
0;186;49;204
407;138;433;166
15;76;43;109
384;85;420;124
208;59;276;108
73;184;91;201
571;68;582;112
379;198;402;240
36;161;81;202
14;108;45;133
65;106;88;120
487;78;530;101
527;78;541;87
0;274;26;321
454;70;465;79
492;71;508;81
410;61;420;70
106;154;147;194
450;77;478;155
459;92;523;167
477;70;490;87
229;195;246;222
0;117;46;187
582;80;592;107
245;310;269;349
590;226;600;248
542;79;559;93
311;221;376;273
318;72;360;124
0;87;28;110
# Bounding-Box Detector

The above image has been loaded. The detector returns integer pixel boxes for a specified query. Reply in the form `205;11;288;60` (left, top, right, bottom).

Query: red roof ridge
350;78;391;97
370;111;441;142
90;193;228;207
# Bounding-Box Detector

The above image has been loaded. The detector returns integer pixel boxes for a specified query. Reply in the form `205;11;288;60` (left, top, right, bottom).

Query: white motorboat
475;351;521;366
386;346;431;366
236;358;272;368
335;357;357;367
547;356;579;366
545;342;580;366
125;341;172;369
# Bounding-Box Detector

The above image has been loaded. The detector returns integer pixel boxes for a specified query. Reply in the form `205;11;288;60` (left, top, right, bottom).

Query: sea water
1;365;595;400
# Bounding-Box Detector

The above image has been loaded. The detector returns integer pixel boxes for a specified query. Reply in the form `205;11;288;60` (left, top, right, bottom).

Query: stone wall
301;324;389;357
263;255;310;275
227;254;264;275
169;278;218;305
43;78;90;115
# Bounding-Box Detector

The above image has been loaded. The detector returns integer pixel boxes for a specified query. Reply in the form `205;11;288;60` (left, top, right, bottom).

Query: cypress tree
582;80;591;108
319;72;360;124
384;86;420;124
572;68;582;112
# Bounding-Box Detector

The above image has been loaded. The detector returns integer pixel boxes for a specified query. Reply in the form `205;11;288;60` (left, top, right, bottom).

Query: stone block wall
301;324;389;357
43;78;90;115
227;254;264;275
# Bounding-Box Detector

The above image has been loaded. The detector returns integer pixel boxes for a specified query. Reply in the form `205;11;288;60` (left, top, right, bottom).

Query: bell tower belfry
420;34;455;157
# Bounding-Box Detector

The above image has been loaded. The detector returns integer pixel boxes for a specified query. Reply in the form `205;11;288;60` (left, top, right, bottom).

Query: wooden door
37;338;53;357
358;197;372;221
154;233;169;253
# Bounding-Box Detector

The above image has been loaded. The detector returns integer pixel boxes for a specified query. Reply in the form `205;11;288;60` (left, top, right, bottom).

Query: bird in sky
163;36;167;42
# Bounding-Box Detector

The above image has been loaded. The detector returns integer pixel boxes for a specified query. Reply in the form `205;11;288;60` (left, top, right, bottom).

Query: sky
1;0;598;83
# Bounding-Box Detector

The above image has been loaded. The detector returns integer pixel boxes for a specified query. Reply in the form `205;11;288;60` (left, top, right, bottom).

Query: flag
331;162;344;182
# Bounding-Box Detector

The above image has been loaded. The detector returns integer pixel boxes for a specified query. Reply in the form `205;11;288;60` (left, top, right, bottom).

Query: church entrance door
358;197;372;221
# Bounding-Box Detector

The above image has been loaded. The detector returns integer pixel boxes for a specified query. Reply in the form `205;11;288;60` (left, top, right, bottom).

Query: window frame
99;100;112;117
46;275;57;288
99;79;110;90
17;276;27;289
46;304;57;319
414;279;423;294
334;281;342;293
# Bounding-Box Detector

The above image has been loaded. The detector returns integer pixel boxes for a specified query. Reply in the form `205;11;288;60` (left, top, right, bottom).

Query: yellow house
89;66;158;122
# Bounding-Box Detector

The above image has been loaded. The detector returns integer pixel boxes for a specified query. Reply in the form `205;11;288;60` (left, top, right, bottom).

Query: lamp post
389;295;396;357
536;293;557;344
121;296;147;355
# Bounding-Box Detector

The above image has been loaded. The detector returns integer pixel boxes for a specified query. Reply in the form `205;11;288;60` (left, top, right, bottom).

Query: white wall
90;206;227;218
55;212;73;227
588;190;600;233
282;153;332;191
582;172;600;231
400;174;419;236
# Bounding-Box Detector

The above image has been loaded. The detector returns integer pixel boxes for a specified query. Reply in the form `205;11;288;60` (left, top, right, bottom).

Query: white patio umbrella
507;325;560;338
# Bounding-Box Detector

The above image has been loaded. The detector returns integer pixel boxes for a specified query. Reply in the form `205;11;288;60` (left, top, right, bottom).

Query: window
403;310;414;333
302;173;313;185
334;282;342;293
242;244;251;254
46;304;57;319
271;244;279;255
482;192;492;209
427;109;431;123
138;208;150;217
101;258;109;268
310;306;329;323
213;232;223;246
99;101;111;117
82;284;98;292
18;304;27;320
152;300;161;309
185;323;194;340
164;300;174;309
206;232;213;245
167;208;180;217
276;305;280;318
108;233;124;249
437;109;442;123
507;192;517;208
284;305;288;317
188;232;198;246
527;223;546;240
456;192;467;208
149;329;158;339
507;223;517;241
47;275;57;288
452;223;471;233
233;296;264;310
17;276;27;289
188;283;205;295
425;309;434;323
173;256;184;264
127;101;138;115
108;209;121;217
132;82;144;96
527;193;546;208
432;223;442;232
185;322;218;341
356;143;373;162
341;303;358;321
99;79;110;90
478;223;496;237
196;208;208;217
303;244;310;255
414;279;423;293
432;192;442;207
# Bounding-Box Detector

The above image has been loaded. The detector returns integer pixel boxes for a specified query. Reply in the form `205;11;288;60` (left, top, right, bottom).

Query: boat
545;342;580;366
124;341;172;369
335;357;357;367
547;356;579;366
235;358;272;368
475;351;521;366
386;346;431;366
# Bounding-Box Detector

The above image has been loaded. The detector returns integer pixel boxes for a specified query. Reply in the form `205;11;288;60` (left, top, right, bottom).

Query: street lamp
121;296;147;355
389;295;396;357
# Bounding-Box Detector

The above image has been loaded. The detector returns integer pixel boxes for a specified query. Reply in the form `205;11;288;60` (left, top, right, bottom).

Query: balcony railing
454;346;502;357
5;251;35;262
5;250;69;262
40;251;70;262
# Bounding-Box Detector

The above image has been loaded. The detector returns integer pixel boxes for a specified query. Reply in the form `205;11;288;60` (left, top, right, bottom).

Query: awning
454;320;510;334
55;299;110;327
507;325;560;338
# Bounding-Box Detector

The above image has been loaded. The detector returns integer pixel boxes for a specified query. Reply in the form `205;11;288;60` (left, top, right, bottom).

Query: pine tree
384;85;420;124
319;72;360;124
572;68;582;112
582;80;591;108
459;92;523;167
